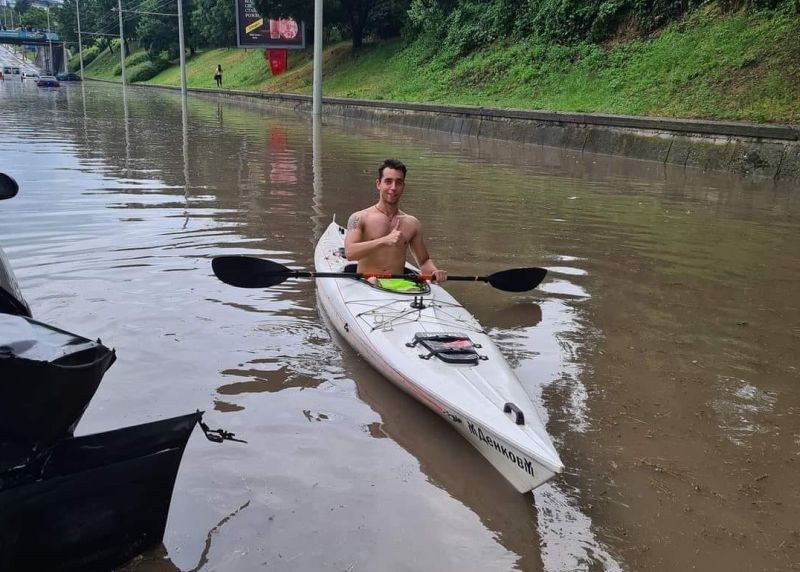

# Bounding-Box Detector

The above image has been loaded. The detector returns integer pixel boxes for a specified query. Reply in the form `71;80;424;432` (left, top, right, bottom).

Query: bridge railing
0;30;61;42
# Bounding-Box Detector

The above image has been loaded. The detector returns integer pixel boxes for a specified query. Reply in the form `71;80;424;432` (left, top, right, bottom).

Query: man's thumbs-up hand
383;216;404;246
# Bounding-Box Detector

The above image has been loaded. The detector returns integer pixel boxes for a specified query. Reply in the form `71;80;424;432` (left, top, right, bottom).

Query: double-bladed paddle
0;173;19;201
212;255;547;293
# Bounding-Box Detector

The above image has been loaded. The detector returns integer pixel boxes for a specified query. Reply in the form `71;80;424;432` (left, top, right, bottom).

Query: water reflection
711;375;778;446
123;82;131;175
311;114;324;242
181;94;190;229
539;279;590;299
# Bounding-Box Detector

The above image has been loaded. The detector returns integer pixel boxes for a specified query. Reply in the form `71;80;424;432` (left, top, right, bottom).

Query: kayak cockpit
342;263;431;295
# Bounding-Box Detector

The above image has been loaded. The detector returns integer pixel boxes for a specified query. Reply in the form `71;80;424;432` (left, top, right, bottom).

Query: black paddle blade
212;256;291;288
486;267;547;292
0;173;19;201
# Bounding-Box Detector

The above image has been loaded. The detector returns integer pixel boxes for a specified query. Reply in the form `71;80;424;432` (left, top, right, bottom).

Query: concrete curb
110;81;800;181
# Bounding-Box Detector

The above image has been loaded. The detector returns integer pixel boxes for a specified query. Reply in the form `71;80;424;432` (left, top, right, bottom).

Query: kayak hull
0;412;200;572
0;315;116;466
314;222;562;493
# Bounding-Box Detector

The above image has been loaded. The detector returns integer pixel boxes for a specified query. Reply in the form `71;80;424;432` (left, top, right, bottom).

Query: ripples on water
2;80;799;571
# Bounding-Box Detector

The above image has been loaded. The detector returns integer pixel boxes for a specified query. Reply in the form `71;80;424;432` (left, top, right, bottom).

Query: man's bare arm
410;225;447;282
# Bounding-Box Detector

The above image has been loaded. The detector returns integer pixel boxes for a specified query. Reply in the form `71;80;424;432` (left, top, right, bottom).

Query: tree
14;0;32;16
58;0;79;46
18;6;49;30
137;0;196;57
341;0;369;49
75;0;138;54
191;0;236;48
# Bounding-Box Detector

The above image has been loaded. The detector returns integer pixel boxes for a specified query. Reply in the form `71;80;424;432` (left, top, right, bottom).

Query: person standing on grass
214;64;223;87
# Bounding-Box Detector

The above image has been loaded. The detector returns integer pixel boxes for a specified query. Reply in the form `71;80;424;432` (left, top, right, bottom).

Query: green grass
82;7;800;124
82;42;126;80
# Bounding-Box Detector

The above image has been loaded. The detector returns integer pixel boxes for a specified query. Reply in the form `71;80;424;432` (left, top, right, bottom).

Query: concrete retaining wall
170;85;800;181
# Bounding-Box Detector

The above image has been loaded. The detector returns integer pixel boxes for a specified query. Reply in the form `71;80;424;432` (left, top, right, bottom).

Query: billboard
235;0;306;49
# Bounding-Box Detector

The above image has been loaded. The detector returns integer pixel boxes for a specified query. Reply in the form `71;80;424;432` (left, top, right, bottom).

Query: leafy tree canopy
191;0;236;48
14;0;32;16
18;6;50;30
136;0;195;57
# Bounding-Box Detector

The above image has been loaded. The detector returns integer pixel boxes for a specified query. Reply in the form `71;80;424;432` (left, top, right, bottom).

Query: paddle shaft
280;270;490;282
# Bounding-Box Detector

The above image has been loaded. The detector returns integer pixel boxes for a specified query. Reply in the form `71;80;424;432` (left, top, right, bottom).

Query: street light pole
75;0;85;80
46;6;54;73
117;0;126;84
312;0;322;116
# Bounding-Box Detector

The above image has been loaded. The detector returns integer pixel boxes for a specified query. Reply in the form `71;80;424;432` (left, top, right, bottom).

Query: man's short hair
378;158;407;181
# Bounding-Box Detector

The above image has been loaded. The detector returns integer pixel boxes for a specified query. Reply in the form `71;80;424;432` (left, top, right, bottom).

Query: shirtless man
344;159;447;283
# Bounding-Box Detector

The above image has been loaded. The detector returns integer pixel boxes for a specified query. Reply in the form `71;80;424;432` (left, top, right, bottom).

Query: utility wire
83;0;179;37
81;0;182;41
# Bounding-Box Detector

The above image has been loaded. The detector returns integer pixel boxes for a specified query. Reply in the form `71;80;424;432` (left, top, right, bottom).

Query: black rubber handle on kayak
504;402;525;425
212;256;547;293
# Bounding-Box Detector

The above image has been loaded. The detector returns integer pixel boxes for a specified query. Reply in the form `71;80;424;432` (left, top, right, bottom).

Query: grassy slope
84;7;800;124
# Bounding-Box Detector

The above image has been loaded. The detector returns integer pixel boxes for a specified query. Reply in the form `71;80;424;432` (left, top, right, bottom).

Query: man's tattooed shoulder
347;213;360;230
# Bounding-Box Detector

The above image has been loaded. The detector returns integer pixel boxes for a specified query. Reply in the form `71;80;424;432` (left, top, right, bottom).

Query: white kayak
314;221;563;493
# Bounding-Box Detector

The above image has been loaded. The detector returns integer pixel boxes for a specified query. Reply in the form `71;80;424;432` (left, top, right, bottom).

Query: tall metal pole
75;0;85;80
117;0;126;85
46;6;54;73
176;0;186;96
312;0;322;116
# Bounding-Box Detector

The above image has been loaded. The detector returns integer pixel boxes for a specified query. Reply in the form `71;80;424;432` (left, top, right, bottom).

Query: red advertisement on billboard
235;0;306;49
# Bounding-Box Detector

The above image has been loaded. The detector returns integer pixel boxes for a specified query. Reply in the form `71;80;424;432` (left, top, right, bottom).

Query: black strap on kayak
406;333;487;365
199;419;247;443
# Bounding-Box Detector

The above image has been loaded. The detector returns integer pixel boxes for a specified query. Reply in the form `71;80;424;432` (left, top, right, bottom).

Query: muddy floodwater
1;79;798;571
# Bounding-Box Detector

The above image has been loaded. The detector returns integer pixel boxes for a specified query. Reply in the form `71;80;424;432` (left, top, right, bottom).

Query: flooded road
1;79;798;571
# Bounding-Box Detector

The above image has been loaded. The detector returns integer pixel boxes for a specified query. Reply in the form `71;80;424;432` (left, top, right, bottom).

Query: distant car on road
56;72;81;82
35;75;59;88
22;71;39;79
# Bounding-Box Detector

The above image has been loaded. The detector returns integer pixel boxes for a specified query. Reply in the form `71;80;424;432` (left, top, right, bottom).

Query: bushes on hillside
67;53;81;72
127;57;170;82
82;45;101;65
125;52;152;67
113;51;153;76
67;44;101;72
406;0;799;58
